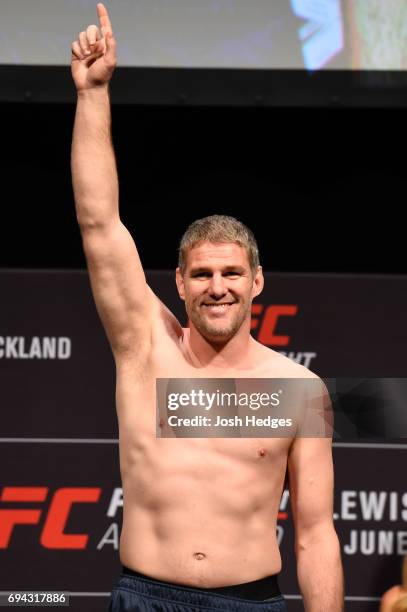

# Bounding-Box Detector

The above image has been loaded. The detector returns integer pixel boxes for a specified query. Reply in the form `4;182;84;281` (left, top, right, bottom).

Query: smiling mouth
202;303;235;309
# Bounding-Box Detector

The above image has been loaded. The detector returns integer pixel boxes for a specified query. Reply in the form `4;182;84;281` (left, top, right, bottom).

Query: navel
193;552;206;560
258;448;267;457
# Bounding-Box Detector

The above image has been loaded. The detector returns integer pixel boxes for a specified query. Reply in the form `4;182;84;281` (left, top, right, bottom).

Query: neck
185;317;255;370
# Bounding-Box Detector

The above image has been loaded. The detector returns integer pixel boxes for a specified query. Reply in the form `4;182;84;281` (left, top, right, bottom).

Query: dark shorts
108;566;287;611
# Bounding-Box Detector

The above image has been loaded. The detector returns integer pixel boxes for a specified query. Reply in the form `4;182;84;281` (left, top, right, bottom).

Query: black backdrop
1;101;406;274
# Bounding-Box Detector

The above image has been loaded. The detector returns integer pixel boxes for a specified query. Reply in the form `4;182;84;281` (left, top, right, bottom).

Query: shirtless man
71;4;344;611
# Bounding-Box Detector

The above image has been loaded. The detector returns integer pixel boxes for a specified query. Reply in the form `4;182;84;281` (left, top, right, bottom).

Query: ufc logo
251;304;298;346
0;487;101;549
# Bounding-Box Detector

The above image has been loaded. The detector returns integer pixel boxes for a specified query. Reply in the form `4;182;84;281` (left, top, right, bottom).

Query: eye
224;271;240;277
193;272;210;278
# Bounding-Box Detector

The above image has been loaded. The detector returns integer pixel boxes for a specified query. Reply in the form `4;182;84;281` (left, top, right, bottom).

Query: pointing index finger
97;2;113;36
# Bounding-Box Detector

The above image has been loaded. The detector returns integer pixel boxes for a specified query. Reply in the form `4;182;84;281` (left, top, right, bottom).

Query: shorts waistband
121;565;281;601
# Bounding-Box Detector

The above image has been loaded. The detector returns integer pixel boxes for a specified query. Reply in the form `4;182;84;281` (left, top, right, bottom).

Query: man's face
176;241;263;343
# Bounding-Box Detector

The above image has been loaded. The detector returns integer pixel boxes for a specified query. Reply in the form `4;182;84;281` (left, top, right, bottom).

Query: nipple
193;552;206;560
258;448;266;457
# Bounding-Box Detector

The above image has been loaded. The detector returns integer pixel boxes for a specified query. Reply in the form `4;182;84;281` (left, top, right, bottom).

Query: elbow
77;211;119;232
295;521;340;556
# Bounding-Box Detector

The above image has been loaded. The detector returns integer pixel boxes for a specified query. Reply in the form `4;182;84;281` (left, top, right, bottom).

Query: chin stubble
190;300;249;339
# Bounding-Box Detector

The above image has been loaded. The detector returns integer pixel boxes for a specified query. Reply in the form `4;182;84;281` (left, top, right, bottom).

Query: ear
252;265;264;299
175;267;185;301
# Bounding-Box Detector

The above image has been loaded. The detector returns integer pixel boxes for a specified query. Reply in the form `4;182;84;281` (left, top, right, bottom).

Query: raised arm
71;3;155;359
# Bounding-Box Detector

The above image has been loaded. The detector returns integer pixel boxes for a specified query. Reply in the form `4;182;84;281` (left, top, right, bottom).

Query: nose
208;272;227;298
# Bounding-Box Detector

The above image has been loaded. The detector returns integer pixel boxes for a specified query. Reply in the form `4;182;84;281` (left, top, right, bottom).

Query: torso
114;304;309;587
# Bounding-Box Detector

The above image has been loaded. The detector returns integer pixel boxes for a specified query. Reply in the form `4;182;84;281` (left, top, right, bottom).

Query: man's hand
71;3;116;91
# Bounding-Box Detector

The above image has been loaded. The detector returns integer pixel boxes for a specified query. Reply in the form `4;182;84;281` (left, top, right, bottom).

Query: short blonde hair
178;215;260;275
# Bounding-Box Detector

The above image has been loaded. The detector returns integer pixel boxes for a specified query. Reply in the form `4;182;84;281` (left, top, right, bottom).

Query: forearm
296;526;344;612
71;85;119;228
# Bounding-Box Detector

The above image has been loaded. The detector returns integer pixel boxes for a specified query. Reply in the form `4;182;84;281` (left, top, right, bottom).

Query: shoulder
257;346;330;426
257;343;320;380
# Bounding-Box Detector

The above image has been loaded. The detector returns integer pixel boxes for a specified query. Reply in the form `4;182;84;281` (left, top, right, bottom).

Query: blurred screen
0;0;406;70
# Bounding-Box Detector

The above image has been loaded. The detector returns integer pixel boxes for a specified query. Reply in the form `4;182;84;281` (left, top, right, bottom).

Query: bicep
81;219;154;354
287;437;334;544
